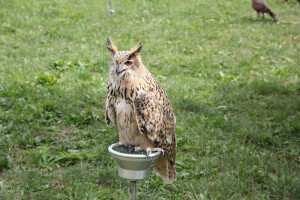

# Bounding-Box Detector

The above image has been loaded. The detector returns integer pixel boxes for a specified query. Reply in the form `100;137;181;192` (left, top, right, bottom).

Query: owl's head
107;37;143;79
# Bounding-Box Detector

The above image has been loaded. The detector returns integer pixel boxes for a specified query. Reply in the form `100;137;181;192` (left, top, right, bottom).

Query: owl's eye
124;61;132;66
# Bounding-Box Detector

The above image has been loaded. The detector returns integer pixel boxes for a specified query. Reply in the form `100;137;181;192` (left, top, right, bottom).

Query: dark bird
252;0;279;23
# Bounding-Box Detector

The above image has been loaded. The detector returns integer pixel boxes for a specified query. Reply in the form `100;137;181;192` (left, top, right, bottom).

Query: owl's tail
153;155;176;184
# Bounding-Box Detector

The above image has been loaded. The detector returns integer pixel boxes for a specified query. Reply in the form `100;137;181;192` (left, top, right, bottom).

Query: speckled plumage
105;38;176;183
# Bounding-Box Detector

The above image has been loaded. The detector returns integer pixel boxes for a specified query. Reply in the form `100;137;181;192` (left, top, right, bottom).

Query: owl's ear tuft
107;37;117;54
130;42;142;57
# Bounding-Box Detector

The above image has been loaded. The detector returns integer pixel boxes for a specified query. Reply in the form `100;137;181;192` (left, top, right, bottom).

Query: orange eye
125;61;132;66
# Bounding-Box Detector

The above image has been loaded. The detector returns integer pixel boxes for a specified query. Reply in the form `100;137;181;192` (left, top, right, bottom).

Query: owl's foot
114;142;124;147
134;146;164;156
134;146;143;152
153;148;164;156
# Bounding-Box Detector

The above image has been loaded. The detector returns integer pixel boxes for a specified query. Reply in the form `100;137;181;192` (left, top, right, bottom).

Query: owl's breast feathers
105;72;176;162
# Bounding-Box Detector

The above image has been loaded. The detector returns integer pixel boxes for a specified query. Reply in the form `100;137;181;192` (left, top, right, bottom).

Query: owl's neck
109;65;152;101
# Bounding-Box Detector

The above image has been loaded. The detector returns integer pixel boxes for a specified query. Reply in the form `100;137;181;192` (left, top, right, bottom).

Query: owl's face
110;51;136;77
107;38;143;81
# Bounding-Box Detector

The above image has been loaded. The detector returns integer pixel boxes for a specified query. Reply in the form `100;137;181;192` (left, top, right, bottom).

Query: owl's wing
105;83;116;127
133;91;176;161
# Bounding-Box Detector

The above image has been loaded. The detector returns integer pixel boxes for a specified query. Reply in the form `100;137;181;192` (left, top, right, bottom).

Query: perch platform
108;143;161;180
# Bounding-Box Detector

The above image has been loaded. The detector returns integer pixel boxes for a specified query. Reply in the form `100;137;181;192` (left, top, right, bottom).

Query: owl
105;38;176;183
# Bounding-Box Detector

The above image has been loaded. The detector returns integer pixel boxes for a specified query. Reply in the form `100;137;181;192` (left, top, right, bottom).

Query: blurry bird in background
252;0;279;23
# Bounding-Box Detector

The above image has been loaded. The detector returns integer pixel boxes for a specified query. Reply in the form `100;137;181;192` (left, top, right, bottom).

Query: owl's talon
146;149;151;156
115;142;124;147
160;149;165;156
134;146;142;152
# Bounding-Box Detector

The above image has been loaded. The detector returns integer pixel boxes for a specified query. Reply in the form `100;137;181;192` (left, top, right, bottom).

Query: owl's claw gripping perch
146;148;164;156
146;148;152;156
160;149;165;156
135;146;161;156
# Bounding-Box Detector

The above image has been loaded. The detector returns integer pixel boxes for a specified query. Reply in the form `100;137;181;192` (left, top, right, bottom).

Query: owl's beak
116;65;127;76
116;65;120;75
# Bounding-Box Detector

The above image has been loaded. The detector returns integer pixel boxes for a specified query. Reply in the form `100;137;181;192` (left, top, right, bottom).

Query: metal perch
109;0;115;14
108;144;161;200
131;181;136;200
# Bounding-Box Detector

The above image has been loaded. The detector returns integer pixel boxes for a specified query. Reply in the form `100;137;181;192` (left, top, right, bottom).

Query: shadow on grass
175;78;299;148
219;79;299;146
240;16;277;24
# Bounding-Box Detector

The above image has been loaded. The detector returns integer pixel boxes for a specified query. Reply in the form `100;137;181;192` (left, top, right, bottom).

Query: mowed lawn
0;0;299;199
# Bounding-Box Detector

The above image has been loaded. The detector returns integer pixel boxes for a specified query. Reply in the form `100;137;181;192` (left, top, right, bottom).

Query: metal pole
109;0;115;14
131;181;136;200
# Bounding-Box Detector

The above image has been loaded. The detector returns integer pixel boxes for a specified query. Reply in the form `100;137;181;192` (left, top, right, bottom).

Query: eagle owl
105;38;176;183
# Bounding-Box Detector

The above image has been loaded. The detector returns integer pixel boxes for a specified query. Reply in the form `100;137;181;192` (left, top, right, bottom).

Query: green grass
0;0;299;199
